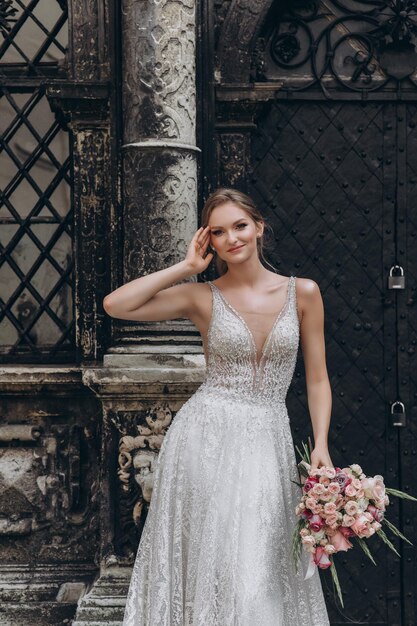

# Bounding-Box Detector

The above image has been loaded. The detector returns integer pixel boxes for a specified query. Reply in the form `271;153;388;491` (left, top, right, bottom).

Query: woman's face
208;202;263;265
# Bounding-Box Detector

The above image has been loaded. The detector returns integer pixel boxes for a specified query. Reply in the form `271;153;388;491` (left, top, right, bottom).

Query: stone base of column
0;564;96;626
72;570;131;626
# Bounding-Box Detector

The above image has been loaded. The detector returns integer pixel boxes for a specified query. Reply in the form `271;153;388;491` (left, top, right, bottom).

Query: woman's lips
228;244;245;253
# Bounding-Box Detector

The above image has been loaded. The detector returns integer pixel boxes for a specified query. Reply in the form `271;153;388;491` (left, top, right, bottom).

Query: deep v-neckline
210;276;292;368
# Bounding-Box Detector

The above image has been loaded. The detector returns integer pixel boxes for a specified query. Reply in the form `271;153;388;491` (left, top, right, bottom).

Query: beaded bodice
200;276;300;405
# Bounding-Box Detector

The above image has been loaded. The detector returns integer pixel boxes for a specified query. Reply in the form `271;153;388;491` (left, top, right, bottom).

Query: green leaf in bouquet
303;440;312;464
382;517;414;546
355;537;377;566
291;519;304;572
376;527;401;557
386;487;417;502
330;559;344;608
290;479;303;488
295;444;307;463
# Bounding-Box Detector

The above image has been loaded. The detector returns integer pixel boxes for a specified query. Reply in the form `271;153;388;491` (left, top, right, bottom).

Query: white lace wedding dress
122;275;330;626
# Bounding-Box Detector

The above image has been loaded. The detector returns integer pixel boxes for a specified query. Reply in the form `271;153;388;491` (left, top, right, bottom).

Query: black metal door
248;99;417;625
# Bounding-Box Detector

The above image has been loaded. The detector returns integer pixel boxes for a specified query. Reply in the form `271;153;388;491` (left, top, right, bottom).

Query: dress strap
289;275;300;324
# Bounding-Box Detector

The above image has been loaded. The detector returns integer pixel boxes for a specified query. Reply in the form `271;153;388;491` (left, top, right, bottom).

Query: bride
104;187;333;625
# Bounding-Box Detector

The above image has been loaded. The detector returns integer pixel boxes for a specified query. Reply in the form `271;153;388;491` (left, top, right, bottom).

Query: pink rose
345;484;357;497
324;513;338;526
361;477;375;498
295;503;305;515
328;482;341;495
375;498;386;512
305;497;318;510
345;500;359;516
342;514;355;527
351;514;371;537
324;467;336;479
309;514;325;532
313;546;332;569
324;502;337;515
311;504;323;514
302;535;316;547
372;479;385;502
311;483;326;496
319;476;331;486
330;530;353;552
320;490;333;502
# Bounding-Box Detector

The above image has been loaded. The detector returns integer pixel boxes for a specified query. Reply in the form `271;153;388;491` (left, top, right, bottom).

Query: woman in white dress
104;188;333;626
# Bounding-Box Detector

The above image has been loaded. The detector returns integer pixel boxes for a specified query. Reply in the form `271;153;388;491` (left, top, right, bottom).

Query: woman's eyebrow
209;219;246;229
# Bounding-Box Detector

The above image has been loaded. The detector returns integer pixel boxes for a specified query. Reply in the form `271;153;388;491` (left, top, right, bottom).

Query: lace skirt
122;389;330;626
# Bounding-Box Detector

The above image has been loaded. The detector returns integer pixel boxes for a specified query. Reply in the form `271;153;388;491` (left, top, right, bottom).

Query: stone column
108;0;201;360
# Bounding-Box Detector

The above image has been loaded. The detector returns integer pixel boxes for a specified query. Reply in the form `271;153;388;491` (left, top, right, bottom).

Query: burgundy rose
309;514;325;532
334;473;352;490
303;477;319;493
339;526;355;538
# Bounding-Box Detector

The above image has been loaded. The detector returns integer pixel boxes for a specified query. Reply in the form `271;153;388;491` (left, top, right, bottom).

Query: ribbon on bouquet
303;553;317;580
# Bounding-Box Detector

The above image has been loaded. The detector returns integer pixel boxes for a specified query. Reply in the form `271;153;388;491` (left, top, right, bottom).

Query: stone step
0;601;77;626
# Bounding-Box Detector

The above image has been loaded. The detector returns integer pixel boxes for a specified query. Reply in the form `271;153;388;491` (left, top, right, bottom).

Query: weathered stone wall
0;369;101;625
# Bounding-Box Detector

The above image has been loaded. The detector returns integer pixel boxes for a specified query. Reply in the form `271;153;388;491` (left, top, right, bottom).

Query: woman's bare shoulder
295;277;323;320
295;276;321;297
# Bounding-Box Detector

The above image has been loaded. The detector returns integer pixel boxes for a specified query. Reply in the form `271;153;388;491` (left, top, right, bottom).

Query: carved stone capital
46;82;110;130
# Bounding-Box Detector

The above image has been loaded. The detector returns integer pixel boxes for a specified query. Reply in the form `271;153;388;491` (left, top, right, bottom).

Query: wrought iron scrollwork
0;0;17;34
265;0;417;93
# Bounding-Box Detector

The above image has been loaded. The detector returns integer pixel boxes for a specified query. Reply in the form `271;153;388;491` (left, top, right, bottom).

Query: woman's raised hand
184;226;214;274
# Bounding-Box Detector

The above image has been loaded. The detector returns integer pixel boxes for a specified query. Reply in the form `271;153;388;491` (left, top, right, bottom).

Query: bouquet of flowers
292;439;417;607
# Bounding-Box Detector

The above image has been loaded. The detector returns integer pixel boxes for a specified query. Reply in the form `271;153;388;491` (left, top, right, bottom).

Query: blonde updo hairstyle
201;188;274;276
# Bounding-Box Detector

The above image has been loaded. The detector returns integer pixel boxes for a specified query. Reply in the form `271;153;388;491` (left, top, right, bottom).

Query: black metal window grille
0;0;74;363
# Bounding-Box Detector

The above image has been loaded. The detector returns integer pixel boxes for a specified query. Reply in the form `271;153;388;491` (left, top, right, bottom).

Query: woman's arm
103;226;213;321
298;278;333;470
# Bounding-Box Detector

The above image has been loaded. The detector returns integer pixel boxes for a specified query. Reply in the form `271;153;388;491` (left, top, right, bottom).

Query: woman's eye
211;223;246;236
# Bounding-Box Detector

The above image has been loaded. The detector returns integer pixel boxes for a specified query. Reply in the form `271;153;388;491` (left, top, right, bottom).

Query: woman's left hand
310;444;333;471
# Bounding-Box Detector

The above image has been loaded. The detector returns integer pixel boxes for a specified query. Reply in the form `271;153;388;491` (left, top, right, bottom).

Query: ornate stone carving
0;409;99;562
121;0;196;144
47;83;111;361
218;133;249;188
217;0;273;82
123;147;197;280
105;404;175;560
71;0;101;80
118;404;173;524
